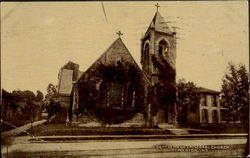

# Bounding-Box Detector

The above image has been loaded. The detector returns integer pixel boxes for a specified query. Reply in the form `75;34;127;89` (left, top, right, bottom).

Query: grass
188;124;248;134
204;128;248;134
17;122;248;137
18;123;172;136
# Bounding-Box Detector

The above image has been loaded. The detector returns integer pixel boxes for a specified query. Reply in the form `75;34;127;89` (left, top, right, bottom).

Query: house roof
145;11;173;35
198;87;220;94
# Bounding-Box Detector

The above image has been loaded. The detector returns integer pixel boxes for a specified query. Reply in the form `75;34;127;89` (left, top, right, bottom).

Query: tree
11;90;40;126
221;62;249;127
22;90;36;101
35;90;44;101
176;79;201;126
45;83;57;99
44;83;58;107
47;100;62;119
44;83;60;119
11;90;36;114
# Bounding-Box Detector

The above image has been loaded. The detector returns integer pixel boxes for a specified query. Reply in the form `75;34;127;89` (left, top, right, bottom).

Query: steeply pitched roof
145;11;173;35
77;38;150;85
198;87;220;94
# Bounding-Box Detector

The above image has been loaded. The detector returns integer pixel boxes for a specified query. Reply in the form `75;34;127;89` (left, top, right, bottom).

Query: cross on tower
116;31;123;37
155;3;160;11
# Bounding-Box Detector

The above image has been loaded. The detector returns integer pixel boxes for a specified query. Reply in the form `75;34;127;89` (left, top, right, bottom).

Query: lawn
204;128;248;134
191;124;249;134
17;122;248;137
18;123;172;136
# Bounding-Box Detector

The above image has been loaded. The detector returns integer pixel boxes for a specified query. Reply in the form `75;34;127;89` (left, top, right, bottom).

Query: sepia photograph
1;1;249;157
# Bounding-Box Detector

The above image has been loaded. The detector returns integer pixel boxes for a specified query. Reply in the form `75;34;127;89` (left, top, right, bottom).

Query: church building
57;7;178;126
140;8;177;125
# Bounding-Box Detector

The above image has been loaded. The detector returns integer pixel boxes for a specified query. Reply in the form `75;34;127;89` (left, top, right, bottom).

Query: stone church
57;9;177;127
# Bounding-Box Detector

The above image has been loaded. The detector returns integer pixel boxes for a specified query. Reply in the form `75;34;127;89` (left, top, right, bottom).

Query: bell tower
141;5;176;85
141;4;177;124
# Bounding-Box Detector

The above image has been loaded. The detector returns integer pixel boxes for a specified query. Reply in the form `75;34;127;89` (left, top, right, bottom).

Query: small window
201;95;206;106
115;58;122;67
210;95;217;107
204;95;208;106
213;95;217;107
126;83;137;109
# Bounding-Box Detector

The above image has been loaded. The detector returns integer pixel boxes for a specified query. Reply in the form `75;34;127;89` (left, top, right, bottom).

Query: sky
1;1;249;95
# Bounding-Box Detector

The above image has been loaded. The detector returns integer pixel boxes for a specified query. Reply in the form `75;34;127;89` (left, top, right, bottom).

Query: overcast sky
1;1;248;95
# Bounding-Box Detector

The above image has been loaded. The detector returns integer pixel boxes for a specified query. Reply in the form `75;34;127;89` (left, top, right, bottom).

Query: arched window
202;109;208;123
158;40;168;56
144;43;149;61
144;43;150;70
99;81;108;107
126;84;136;109
212;110;218;123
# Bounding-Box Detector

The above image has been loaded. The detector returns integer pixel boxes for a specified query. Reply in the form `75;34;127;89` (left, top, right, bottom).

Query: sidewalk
2;136;247;157
1;119;47;138
27;133;248;142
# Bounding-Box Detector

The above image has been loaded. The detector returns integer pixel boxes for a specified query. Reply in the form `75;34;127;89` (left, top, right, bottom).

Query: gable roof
77;38;151;85
145;11;173;35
